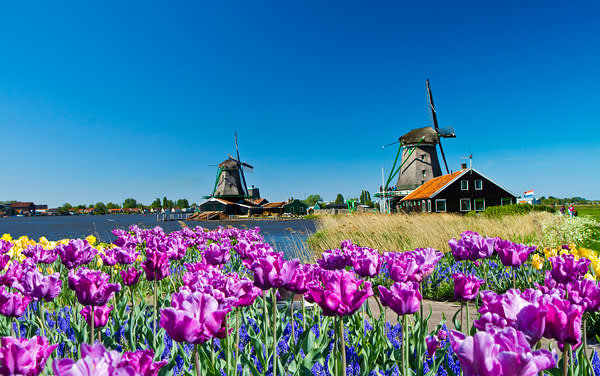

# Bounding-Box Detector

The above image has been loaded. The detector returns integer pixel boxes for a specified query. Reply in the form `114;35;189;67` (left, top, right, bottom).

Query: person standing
568;205;575;218
560;205;566;216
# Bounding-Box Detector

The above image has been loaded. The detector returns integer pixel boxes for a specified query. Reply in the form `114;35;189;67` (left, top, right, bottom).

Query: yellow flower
86;235;97;246
1;234;12;242
585;273;596;280
96;257;103;267
136;254;143;263
38;236;49;246
531;254;544;270
543;247;558;259
47;266;54;274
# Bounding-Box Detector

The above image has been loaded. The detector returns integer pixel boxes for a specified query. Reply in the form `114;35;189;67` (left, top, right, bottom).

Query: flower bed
0;227;599;375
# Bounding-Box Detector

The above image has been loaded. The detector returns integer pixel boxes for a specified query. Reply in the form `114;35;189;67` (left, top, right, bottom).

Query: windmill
208;133;254;200
382;80;456;193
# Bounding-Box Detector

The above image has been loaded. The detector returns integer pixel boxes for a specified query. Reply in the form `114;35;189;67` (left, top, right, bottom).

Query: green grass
576;205;600;220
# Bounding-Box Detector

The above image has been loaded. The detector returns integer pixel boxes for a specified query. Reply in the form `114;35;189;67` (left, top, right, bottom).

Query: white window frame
475;198;485;211
474;180;483;190
460;180;468;191
460;198;471;212
421;200;427;212
427;200;431;212
435;199;446;212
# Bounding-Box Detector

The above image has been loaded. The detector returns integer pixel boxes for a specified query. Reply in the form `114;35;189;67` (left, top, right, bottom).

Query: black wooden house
400;168;516;213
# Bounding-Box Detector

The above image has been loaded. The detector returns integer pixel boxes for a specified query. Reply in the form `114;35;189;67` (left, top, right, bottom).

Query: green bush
466;204;556;218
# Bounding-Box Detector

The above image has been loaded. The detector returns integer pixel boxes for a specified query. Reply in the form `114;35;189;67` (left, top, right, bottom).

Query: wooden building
400;168;516;213
283;199;308;215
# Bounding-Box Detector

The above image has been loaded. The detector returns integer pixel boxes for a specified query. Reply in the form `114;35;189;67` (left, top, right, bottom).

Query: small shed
262;201;286;215
283;199;308;215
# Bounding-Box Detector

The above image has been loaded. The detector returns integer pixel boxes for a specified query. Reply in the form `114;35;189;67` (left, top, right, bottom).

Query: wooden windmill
209;133;254;200
384;80;456;192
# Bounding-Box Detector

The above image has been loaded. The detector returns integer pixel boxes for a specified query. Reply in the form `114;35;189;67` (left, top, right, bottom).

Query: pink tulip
251;253;299;290
0;336;58;376
80;305;114;328
378;281;422;316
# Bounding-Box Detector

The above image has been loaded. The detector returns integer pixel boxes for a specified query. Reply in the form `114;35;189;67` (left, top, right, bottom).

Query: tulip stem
563;343;569;376
11;318;15;337
234;309;240;370
339;317;347;376
272;289;278;376
465;301;470;335
512;267;516;290
91;305;95;344
301;296;306;331
38;301;46;338
194;344;202;376
290;297;295;345
262;293;269;372
460;301;464;331
402;314;408;376
153;278;157;350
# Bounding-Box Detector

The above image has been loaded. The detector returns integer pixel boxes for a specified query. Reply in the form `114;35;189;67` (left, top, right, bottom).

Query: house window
474;180;483;190
460;180;469;191
435;199;446;212
422;200;426;212
421;180;425;185
422;169;426;177
421;154;426;161
475;198;485;211
427;200;431;212
501;198;512;206
460;198;471;212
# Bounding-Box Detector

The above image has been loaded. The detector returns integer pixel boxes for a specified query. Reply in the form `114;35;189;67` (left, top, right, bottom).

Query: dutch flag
524;190;534;197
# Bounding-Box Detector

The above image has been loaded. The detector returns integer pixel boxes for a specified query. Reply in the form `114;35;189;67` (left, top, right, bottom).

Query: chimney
460;163;467;169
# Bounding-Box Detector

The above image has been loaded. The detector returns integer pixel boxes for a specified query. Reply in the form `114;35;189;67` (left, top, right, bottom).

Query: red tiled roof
263;201;286;208
401;170;465;201
10;202;34;208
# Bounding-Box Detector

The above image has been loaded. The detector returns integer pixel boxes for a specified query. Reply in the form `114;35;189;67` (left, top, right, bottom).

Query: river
0;215;316;260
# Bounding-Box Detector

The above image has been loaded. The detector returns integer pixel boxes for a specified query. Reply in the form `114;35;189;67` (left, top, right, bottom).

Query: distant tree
162;196;168;208
334;194;345;205
303;194;323;207
176;199;189;208
58;203;72;215
76;204;86;210
106;202;119;210
167;200;175;209
150;198;161;209
123;198;137;209
359;190;372;204
94;202;107;215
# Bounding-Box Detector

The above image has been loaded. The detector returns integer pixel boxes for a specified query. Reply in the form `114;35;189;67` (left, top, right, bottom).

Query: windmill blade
241;162;254;170
382;140;400;149
234;131;249;195
228;153;241;163
438;140;450;174
426;79;440;131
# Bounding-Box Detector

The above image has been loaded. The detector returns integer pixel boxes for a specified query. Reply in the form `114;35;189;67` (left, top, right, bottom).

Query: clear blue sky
1;1;599;207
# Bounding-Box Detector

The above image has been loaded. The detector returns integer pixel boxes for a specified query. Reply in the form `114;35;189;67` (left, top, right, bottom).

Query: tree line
302;190;375;207
57;197;194;215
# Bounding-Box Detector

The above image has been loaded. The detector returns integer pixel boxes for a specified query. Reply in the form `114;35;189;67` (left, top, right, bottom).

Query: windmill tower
381;80;456;199
209;133;254;201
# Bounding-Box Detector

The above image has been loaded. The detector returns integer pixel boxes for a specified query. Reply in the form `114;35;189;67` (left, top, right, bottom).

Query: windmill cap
399;126;439;145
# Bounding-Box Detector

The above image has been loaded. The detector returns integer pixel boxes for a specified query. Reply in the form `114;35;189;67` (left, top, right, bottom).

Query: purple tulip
0;287;31;318
204;242;231;265
53;343;130;375
566;278;600;312
56;239;97;269
225;278;262;307
494;239;536;267
452;273;485;301
549;254;590;284
22;245;58;264
0;336;58;376
119;349;168;376
378;281;422;316
317;248;351;270
412;248;444;279
426;335;440;358
120;267;142;286
448;231;496;261
351;248;382;277
306;269;373;316
0;240;13;254
18;269;62;302
285;263;317;294
68;268;121;306
141;249;170;282
449;327;556;376
251;253;299;290
0;254;9;271
0;259;36;290
542;295;583;347
159;291;230;344
80;305;113;328
114;246;140;265
385;252;420;283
